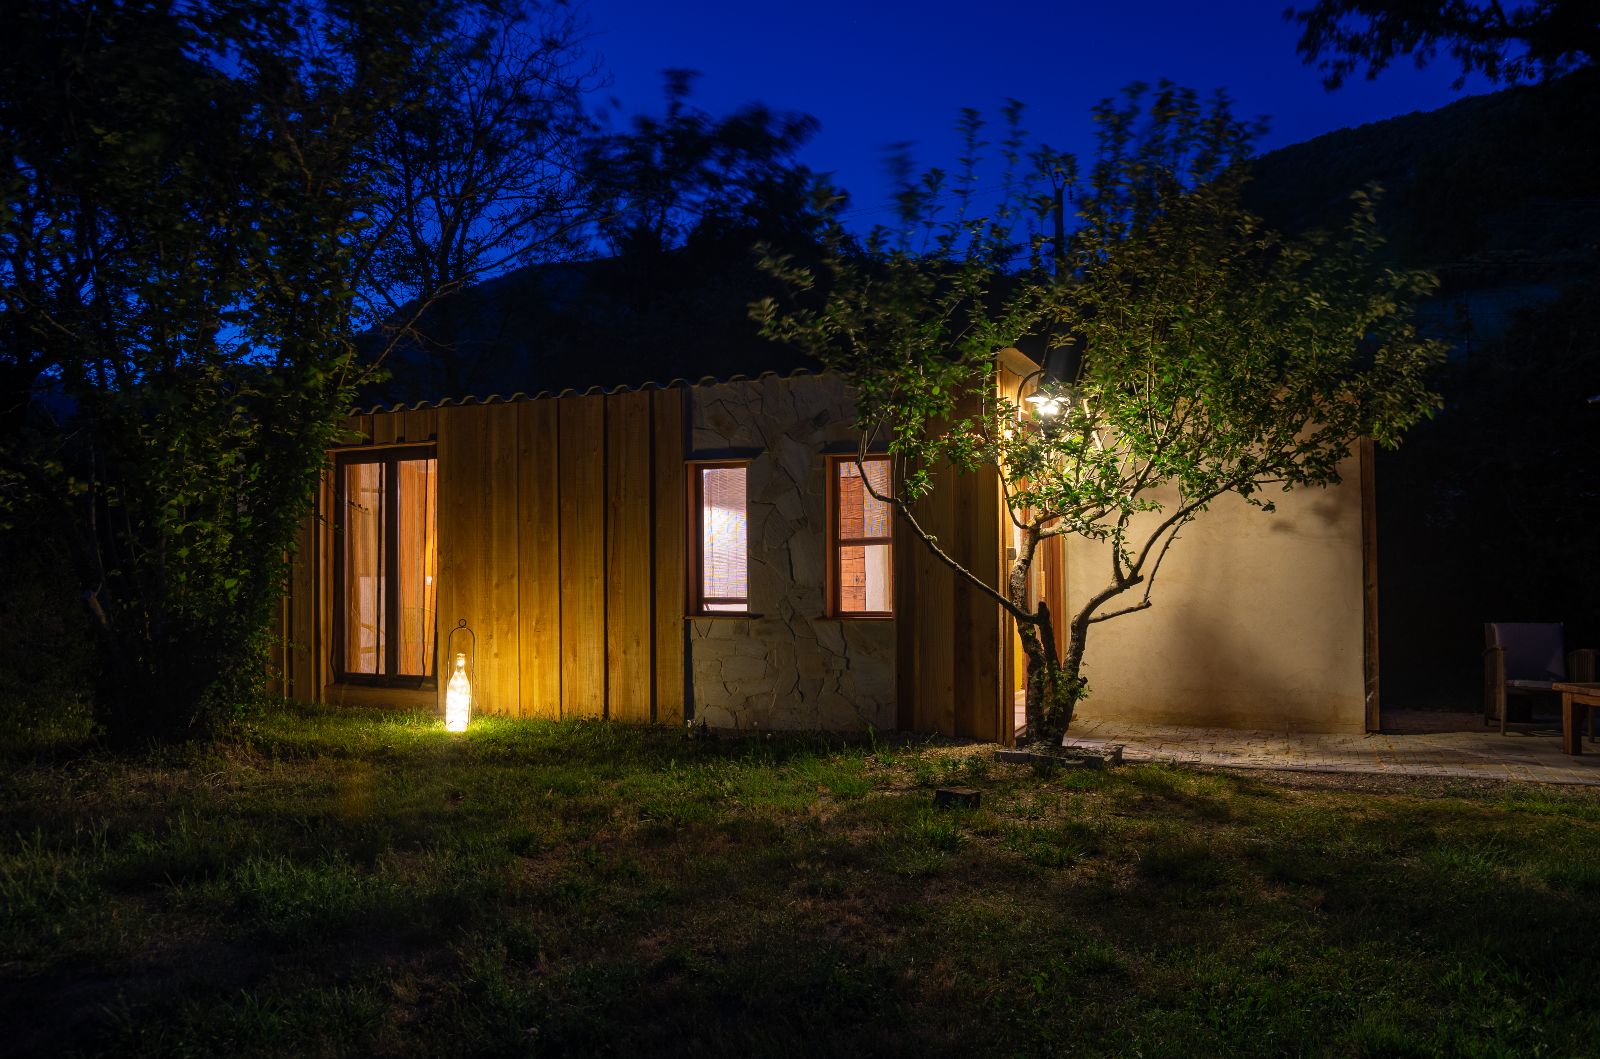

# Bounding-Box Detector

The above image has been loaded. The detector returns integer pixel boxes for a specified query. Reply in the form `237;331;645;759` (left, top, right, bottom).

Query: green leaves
758;86;1443;743
1;0;464;738
1288;0;1597;90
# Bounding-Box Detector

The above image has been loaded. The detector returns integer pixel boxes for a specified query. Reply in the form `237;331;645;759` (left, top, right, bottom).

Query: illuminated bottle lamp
444;619;475;733
445;653;472;732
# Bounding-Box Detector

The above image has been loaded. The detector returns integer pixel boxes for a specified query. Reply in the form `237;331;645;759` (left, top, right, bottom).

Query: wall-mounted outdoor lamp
1017;368;1068;422
1024;388;1065;418
444;618;475;733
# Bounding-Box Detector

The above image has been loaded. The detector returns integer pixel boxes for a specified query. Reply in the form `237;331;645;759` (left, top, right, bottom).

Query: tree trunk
1021;600;1092;748
1056;610;1092;740
1012;526;1078;748
1018;602;1058;747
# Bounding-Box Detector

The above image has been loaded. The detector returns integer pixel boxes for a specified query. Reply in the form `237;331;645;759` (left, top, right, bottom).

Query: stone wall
686;372;896;731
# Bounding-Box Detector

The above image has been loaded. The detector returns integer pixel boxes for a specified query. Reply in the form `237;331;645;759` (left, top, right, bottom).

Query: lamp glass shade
445;651;471;732
1024;392;1063;417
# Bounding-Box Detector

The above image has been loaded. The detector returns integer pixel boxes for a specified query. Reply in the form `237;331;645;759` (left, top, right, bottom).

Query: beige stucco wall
1067;453;1366;733
685;373;896;731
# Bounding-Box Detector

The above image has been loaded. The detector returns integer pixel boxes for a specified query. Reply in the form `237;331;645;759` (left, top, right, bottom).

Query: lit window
692;463;748;614
831;456;893;615
335;448;437;682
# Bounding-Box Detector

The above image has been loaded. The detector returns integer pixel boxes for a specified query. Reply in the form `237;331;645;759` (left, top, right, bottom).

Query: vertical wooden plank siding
946;385;1001;741
958;461;1004;742
435;403;521;716
559;394;608;718
651;388;687;724
928;461;960;737
900;457;959;734
893;480;919;732
606;390;653;722
948;461;978;738
483;401;522;714
517;400;562;718
1041;534;1066;661
901;471;939;732
996;462;1017;748
996;363;1027;745
403;406;438;444
434;405;476;713
278;393;694;724
892;380;1009;740
371;412;398;446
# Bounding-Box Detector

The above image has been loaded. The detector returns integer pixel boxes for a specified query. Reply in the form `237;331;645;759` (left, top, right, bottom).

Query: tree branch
855;443;1034;623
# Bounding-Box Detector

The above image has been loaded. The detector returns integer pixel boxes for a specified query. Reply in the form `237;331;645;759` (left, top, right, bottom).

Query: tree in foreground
0;0;482;738
1288;0;1598;88
758;84;1444;747
366;1;599;394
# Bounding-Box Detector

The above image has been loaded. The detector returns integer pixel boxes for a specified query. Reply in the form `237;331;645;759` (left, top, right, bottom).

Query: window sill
330;677;438;692
322;683;437;710
683;613;895;622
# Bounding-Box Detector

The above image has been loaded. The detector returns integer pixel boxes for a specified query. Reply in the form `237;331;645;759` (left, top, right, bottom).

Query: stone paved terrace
1057;710;1600;786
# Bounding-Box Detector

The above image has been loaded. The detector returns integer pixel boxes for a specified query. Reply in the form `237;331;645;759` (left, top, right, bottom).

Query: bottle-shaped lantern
445;651;472;732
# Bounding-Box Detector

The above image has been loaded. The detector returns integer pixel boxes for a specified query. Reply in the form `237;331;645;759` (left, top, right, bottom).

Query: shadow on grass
3;706;1600;1057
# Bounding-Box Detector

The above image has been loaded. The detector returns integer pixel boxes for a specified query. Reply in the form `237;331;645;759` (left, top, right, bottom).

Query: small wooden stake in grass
934;787;981;810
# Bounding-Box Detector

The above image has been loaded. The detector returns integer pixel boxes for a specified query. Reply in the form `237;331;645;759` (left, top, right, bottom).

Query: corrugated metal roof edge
351;367;821;415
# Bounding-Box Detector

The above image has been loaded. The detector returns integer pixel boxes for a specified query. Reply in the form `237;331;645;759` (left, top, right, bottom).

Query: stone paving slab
1058;711;1600;786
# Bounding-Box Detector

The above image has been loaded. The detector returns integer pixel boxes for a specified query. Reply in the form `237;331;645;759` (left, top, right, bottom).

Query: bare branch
855;444;1034;623
1087;599;1150;624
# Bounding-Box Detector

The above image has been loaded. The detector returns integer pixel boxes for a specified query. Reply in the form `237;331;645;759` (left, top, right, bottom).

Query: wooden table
1552;682;1600;755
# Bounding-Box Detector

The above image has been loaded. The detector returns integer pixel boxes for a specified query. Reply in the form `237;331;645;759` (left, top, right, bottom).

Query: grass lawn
3;706;1599;1057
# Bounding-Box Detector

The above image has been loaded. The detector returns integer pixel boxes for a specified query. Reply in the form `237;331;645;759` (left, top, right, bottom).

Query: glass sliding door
336;447;438;684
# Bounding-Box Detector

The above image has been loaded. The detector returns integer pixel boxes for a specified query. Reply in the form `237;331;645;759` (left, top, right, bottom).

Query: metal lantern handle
1017;368;1047;421
445;619;476;683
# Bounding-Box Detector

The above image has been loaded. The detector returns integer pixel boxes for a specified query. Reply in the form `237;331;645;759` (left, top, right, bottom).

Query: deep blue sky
585;0;1494;220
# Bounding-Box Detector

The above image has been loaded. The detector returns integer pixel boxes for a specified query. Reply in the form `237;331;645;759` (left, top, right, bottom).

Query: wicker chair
1483;622;1598;736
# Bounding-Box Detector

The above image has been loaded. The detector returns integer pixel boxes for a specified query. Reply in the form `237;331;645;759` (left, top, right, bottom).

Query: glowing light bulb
445;652;471;732
1024;392;1063;417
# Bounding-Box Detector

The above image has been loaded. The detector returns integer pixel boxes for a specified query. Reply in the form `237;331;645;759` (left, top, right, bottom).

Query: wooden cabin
275;359;1378;739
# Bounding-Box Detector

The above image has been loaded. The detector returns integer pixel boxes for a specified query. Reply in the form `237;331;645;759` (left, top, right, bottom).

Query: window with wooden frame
829;455;893;616
690;462;749;615
333;446;438;685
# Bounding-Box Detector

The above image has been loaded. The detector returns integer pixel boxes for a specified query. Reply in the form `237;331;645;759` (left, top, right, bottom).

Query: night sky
587;0;1495;220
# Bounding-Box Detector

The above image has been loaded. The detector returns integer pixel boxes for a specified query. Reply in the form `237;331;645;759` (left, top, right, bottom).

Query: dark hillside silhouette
362;248;822;403
1249;66;1599;294
363;74;829;404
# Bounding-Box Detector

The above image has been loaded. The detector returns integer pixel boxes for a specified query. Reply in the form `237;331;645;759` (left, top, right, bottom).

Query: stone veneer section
687;373;895;731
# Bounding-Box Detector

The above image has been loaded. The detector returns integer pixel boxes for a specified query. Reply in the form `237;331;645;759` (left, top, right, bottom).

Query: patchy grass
2;706;1598;1057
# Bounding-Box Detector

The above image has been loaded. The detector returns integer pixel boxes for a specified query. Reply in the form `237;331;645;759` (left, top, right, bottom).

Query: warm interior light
445;651;471;732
